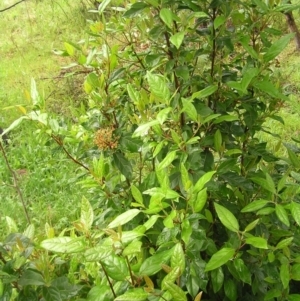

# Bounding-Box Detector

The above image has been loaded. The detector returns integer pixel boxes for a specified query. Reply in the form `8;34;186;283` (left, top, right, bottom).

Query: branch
0;141;31;224
0;0;26;13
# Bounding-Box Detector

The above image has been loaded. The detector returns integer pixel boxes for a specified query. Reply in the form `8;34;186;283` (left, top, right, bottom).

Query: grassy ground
0;0;92;237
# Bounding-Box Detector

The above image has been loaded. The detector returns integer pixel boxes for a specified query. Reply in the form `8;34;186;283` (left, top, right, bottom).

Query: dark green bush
2;0;300;300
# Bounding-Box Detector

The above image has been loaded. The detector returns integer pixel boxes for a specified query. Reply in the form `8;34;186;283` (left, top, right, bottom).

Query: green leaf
245;237;268;249
162;266;181;290
287;148;300;168
42;286;62;301
86;285;113;301
263;33;294;62
291;201;300;226
241;67;259;92
240;36;259;59
244;219;260;232
191;85;218;100
80;197;93;231
170;32;185;49
146;72;170;103
107;209;140;228
214;129;222;152
64;42;75;56
123;240;143;256
139;249;173;276
85;245;112;262
157;151;177;170
275;204;290;227
164;282;187;301
115;288;148;301
288;295;300;301
159;8;173;29
211;267;224;293
205;248;236;272
292;264;300;280
182;98;198;122
264;289;281;300
5;216;18;233
224;279;237;301
113;152;133;179
214;15;226;29
124;2;149;17
18;269;46;286
251;176;276;194
233;259;251;284
102;254;129;281
98;0;112;14
133;120;160;137
280;263;290;289
194;171;216;193
23;224;35;240
131;185;144;207
241;200;270;213
193;188;207;213
213;115;238;124
163;210;176;228
180;163;191;191
157;107;172;124
171;243;185;273
276;237;293;250
253;80;288;100
214;203;239;232
127;84;140;103
41;237;85;253
181;219;192;245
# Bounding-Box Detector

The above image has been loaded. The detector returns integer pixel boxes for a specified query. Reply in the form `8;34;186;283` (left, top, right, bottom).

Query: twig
51;134;90;172
0;141;31;224
0;0;26;12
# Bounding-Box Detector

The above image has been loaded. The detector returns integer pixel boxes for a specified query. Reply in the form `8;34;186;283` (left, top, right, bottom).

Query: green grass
0;0;92;237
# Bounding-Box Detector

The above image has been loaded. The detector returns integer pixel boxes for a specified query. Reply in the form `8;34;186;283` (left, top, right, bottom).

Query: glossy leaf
191;85;218;100
193;188;207;213
291;201;300;226
18;269;46;286
233;259;251;284
194;171;216;193
280;264;290;289
41;237;85;253
275;237;293;250
146;72;170;103
214;203;239;232
171;243;185;273
42;286;61;301
101;254;129;281
205;248;235;272
244;219;260;232
85;245;112;262
114;288;148;301
275;204;290;227
170;32;185;49
159;8;173;29
241;200;270;213
245;237;268;249
131;185;144;206
157;150;177;170
107;209;141;228
211;267;224;293
263;33;294;62
113;152;133;179
164;282;187;301
161;266;181;290
224;279;237;301
80;197;93;231
139;249;173;276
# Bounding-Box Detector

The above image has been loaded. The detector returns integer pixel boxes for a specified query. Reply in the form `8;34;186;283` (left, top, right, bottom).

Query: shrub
2;0;300;300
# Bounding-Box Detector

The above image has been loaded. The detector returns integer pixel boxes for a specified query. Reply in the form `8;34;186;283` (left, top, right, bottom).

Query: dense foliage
2;0;300;300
